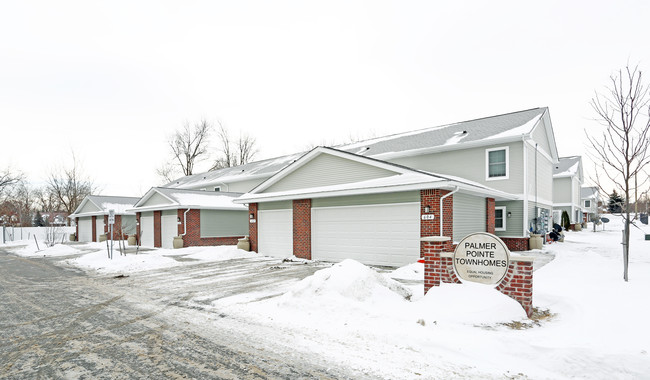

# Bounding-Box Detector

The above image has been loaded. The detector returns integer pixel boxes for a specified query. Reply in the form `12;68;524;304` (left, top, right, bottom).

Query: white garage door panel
312;203;420;267
95;218;105;241
258;209;293;258
161;214;177;249
78;218;92;242
140;215;154;247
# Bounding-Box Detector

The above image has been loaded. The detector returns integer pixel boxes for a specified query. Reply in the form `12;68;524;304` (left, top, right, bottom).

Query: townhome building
552;156;583;226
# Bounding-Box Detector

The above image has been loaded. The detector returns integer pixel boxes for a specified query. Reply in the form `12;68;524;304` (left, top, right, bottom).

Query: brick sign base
422;238;534;317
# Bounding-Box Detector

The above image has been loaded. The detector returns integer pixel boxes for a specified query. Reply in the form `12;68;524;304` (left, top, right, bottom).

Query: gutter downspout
440;186;459;237
181;208;191;237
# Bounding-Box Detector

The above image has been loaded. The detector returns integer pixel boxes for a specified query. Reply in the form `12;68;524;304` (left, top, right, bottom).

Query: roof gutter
440;186;459;237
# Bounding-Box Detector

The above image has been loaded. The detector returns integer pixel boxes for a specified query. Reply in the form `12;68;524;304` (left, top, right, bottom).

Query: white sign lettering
421;214;435;220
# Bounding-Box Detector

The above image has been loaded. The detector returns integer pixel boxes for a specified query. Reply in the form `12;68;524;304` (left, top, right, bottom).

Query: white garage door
258;209;293;258
161;211;178;249
78;217;92;242
140;214;154;247
311;203;420;267
95;217;105;242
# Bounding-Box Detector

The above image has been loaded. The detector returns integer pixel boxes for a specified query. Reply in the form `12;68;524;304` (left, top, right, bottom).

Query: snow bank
280;259;412;304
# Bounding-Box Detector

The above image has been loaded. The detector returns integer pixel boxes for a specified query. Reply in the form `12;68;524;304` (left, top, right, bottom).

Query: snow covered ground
3;214;650;379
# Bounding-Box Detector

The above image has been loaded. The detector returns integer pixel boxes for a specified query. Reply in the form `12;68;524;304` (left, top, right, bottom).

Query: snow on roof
553;156;582;178
71;195;141;217
164;153;303;190
337;107;547;158
166;108;549;191
581;186;599;199
135;187;247;211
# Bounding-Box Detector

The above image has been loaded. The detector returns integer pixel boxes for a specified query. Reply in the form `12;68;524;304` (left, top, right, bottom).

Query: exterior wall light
507;211;512;218
250;213;255;219
424;205;431;213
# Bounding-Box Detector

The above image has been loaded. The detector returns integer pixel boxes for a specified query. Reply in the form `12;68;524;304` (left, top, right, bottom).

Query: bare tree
586;64;650;281
46;153;96;224
211;124;258;170
12;180;36;227
0;166;23;197
170;119;212;176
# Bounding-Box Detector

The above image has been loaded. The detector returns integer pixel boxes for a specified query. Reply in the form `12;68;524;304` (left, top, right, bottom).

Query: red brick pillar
486;198;495;234
420;189;453;258
75;217;79;241
136;212;141;244
249;203;258;252
153;211;161;248
91;216;97;242
103;215;109;235
293;199;311;260
495;257;534;317
422;237;452;294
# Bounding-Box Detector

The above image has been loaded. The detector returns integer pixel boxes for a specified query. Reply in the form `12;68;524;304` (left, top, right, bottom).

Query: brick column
103;215;109;235
249;203;258;252
496;257;534;317
75;217;79;241
293;199;311;260
91;216;97;242
136;212;141;245
153;211;161;248
420;189;453;258
486;198;495;234
421;236;452;293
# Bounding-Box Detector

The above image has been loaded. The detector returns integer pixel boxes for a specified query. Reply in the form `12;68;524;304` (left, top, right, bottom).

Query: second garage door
161;210;178;249
311;203;420;267
140;213;154;247
78;217;92;242
258;209;293;258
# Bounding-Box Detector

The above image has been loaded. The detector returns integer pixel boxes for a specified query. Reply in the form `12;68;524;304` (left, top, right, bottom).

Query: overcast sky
1;1;649;197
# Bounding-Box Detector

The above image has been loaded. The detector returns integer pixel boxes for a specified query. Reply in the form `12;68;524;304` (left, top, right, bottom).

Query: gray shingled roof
167;107;548;190
336;107;548;157
581;186;599;199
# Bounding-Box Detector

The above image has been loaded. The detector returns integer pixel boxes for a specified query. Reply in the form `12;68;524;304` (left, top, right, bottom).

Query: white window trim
495;206;506;231
584;200;591;208
485;146;510;181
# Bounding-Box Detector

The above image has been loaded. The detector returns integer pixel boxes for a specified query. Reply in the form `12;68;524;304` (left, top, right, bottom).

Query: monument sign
453;232;510;285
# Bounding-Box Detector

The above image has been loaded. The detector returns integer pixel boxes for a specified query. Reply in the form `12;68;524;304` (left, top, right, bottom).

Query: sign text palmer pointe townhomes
453;233;510;285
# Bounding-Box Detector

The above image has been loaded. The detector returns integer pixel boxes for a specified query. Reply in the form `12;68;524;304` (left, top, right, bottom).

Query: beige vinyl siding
78;201;101;214
224;178;268;193
264;154;395;193
526;144;554;203
531;122;552;158
312;191;419;208
121;215;137;235
200;210;248;237
553;178;572;204
453;193;486;242
143;192;172;207
388;141;525;194
258;201;293;210
494;200;524;237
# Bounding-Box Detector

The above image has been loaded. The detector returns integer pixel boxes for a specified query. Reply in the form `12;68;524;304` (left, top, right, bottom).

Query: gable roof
337;107;557;159
165;107;558;192
163;152;303;190
130;187;247;212
581;186;599;200
236;147;516;203
553;156;583;180
70;195;141;218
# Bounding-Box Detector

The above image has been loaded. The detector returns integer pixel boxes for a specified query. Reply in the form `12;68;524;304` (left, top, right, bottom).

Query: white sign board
108;209;115;225
453;232;510;285
421;214;435;220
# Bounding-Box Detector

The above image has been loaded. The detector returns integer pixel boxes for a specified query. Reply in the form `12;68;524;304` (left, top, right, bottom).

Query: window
495;206;506;231
486;147;509;180
214;186;221;192
584;200;591;208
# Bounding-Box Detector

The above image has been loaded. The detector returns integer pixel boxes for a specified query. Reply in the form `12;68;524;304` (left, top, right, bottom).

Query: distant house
128;187;248;249
69;195;140;242
552;156;583;225
581;186;600;222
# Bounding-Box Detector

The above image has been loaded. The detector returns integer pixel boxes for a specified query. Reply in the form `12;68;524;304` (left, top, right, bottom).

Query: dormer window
486;147;509;180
